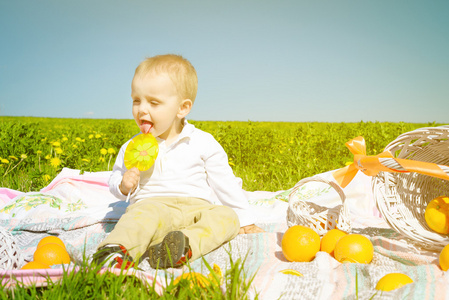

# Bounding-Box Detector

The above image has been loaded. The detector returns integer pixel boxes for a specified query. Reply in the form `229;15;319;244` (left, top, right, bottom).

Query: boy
95;54;263;269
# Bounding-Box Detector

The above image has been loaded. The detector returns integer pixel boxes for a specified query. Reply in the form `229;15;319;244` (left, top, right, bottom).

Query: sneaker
148;231;192;269
92;245;136;270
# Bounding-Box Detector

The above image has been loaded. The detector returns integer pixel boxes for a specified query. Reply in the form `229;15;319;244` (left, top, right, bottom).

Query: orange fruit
34;243;71;266
439;243;449;271
173;272;210;289
320;229;348;257
425;196;449;234
37;236;66;249
20;261;51;270
281;225;320;262
375;273;413;291
334;234;373;264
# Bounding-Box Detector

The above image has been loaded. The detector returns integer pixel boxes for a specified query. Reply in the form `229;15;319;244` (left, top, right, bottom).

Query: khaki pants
98;197;240;261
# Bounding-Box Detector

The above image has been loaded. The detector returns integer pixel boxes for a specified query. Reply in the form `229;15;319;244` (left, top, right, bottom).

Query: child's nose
138;101;151;115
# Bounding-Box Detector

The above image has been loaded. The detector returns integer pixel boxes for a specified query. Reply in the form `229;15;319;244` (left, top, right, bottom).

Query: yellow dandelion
45;155;51;160
50;157;61;168
55;148;63;154
20;154;27;159
99;157;105;162
72;144;78;149
229;161;235;167
9;156;18;161
82;158;90;162
43;174;51;182
75;137;82;142
89;134;94;139
124;134;159;171
1;159;9;164
107;148;116;154
52;141;60;147
37;150;42;155
62;137;68;142
100;148;108;155
95;134;101;139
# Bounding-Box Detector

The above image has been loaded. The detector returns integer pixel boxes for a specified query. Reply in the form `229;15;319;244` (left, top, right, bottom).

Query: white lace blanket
0;168;447;299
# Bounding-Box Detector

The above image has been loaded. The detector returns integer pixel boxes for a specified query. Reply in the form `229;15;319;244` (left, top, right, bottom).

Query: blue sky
1;0;448;123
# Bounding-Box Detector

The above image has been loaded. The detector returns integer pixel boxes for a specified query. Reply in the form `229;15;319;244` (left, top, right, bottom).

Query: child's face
131;72;185;141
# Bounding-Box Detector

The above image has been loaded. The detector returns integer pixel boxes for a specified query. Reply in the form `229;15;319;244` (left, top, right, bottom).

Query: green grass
0;250;256;299
0;117;438;192
0;117;443;298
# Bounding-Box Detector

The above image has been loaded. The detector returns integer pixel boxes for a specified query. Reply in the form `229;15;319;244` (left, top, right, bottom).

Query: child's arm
203;134;262;232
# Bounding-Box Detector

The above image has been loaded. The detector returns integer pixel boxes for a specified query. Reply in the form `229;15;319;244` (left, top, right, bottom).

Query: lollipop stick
125;178;140;203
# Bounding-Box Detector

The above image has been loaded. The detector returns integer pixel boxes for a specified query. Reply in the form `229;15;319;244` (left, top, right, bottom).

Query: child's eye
133;99;140;104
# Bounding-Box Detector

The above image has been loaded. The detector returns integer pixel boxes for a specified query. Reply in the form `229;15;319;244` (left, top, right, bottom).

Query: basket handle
333;136;449;188
287;175;351;235
288;175;346;205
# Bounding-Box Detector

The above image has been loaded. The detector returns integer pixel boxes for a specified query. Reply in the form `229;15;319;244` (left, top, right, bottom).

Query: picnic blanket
1;168;448;299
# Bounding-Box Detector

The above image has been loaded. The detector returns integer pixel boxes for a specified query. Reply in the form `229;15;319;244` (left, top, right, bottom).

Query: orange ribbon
333;136;449;188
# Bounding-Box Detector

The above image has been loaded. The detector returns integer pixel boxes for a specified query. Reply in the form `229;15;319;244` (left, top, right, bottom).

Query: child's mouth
139;121;153;134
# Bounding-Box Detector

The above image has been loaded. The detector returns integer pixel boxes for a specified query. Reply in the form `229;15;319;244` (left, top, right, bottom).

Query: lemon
207;263;224;284
375;273;413;291
173;272;210;289
279;269;303;276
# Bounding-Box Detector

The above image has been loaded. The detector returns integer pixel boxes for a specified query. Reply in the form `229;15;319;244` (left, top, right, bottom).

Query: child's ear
177;99;193;119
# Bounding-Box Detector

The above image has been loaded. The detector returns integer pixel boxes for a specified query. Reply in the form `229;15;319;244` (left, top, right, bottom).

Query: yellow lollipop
124;133;159;171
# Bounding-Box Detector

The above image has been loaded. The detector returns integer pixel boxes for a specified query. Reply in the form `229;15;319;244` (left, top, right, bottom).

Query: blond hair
134;54;198;103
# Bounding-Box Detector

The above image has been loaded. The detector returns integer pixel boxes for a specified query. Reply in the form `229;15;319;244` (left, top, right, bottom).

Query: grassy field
0;117;443;298
0;116;438;193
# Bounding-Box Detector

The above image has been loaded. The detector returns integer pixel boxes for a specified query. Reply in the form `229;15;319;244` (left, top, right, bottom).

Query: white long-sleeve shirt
109;120;255;227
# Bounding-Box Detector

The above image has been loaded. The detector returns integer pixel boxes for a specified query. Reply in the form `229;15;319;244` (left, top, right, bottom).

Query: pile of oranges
281;225;373;264
280;195;449;291
281;225;413;291
21;236;71;270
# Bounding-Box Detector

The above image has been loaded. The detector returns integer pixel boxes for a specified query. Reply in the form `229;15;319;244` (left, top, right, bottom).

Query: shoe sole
148;231;189;269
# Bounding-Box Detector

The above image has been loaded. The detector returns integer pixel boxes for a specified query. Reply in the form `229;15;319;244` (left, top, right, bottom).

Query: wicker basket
287;176;352;236
373;125;449;251
0;226;24;270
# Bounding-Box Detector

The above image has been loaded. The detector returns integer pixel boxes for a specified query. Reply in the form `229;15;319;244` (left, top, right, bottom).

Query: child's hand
119;167;140;196
239;224;265;234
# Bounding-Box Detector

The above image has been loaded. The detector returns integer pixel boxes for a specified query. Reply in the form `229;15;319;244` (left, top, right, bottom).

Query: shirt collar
156;119;194;147
179;118;195;139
